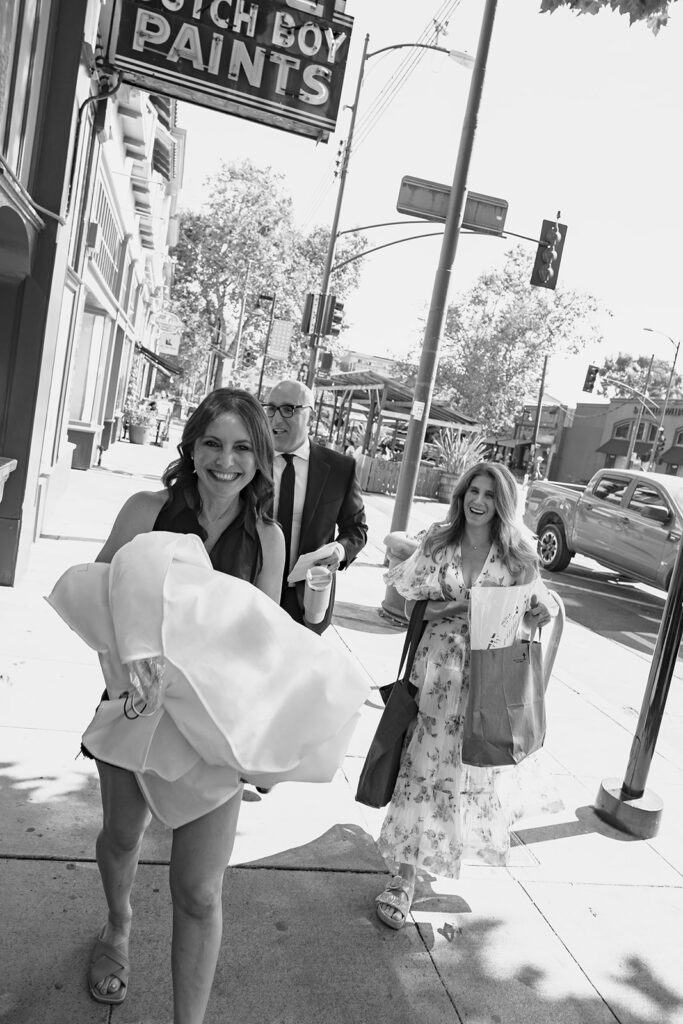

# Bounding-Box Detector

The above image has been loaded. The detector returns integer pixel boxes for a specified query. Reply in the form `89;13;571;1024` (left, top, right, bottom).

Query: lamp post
643;327;680;469
305;35;475;388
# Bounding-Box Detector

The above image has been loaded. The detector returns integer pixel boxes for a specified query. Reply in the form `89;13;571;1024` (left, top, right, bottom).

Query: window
675;428;683;446
613;420;656;442
592;475;630;505
627;484;670;521
0;0;51;185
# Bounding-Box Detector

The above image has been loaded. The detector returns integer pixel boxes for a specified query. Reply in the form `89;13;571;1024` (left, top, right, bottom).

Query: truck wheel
538;522;572;572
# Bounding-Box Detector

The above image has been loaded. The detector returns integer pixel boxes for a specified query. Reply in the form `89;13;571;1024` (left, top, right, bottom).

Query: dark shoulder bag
355;599;428;808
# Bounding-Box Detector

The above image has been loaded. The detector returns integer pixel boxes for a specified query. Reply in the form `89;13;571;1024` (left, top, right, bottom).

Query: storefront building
0;0;183;584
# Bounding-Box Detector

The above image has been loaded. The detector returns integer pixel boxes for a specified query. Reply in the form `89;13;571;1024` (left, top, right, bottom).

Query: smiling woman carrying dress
374;461;559;930
86;388;284;1023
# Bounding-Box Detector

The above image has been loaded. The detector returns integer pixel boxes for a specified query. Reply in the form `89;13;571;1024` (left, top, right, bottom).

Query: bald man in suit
264;379;367;633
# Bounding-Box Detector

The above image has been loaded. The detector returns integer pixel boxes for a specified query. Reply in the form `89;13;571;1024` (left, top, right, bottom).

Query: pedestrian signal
582;364;600;393
530;218;567;290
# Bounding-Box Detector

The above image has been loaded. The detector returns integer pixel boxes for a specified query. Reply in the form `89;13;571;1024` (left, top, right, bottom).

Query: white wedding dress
47;532;369;828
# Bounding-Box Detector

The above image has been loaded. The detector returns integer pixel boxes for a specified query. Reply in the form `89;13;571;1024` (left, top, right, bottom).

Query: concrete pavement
1;432;682;1024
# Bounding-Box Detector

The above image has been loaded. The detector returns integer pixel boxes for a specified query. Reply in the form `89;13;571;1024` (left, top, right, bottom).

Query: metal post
594;531;683;837
625;354;654;467
529;354;549;478
232;259;253;376
256;297;276;399
648;341;679;467
388;0;499;535
306;32;370;389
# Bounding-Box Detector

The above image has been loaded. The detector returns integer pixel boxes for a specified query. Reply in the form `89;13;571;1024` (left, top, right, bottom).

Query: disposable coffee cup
303;566;332;624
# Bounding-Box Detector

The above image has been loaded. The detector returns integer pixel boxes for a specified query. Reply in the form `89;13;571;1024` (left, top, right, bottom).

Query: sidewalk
1;435;682;1024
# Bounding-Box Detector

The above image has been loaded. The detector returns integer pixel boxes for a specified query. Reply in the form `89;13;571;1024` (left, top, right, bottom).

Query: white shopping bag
469;582;538;650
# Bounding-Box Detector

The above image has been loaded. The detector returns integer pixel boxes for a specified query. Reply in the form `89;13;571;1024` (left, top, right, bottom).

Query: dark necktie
278;453;295;586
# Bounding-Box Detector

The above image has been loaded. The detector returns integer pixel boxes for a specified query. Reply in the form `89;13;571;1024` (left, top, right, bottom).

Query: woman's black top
153;486;262;584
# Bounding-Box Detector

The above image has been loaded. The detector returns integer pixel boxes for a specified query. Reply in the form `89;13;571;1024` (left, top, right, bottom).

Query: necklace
464;536;488;552
199;497;239;525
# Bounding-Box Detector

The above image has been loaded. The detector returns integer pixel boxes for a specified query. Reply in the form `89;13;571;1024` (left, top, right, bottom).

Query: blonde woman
375;462;559;929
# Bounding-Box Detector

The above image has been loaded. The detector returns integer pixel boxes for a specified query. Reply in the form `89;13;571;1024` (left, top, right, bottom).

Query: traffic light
530;218;567;290
329;299;344;337
582;364;599;393
319;351;333;372
655;427;666;458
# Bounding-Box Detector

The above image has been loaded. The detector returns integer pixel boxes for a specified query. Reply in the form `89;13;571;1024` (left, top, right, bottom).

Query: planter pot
129;424;152;445
438;470;459;503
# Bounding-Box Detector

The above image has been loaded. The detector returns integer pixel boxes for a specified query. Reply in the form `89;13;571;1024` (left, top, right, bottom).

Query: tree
540;0;677;34
169;160;366;394
396;246;607;437
597;353;681;399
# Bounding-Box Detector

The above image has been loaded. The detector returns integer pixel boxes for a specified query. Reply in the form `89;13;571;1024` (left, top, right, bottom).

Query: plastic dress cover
46;532;369;827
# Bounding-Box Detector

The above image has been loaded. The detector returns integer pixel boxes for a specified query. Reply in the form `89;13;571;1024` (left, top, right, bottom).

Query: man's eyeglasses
262;404;311;419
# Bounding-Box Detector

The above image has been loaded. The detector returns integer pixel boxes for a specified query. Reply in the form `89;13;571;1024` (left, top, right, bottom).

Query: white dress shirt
274;440;310;574
273;440;345;578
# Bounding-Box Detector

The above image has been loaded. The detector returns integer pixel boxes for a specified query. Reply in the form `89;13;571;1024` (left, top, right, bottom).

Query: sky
175;0;683;406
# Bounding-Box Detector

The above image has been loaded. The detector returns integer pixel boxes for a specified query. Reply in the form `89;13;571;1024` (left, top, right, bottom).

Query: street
539;558;673;661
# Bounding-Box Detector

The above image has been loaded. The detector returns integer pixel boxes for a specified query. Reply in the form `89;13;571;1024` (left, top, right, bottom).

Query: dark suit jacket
280;442;367;632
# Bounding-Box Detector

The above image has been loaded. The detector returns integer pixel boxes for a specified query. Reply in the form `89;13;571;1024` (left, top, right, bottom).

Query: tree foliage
395;247;607;437
597;352;681;399
169;160;366;398
540;0;677;34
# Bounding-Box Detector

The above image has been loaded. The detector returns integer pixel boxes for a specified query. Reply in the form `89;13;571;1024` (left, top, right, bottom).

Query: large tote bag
461;635;546;768
355;600;428;808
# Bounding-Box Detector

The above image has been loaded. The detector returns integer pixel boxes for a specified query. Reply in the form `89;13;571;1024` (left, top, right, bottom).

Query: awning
596;438;652;458
660;445;683;465
487;438;530;448
136;343;182;377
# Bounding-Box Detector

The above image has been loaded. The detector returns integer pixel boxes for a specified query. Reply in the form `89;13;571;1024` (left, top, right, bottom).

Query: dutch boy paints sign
106;0;353;141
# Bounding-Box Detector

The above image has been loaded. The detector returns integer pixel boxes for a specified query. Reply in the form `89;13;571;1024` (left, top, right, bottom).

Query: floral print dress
379;539;561;880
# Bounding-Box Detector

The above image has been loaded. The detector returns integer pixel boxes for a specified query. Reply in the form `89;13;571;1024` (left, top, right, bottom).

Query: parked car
523;469;683;590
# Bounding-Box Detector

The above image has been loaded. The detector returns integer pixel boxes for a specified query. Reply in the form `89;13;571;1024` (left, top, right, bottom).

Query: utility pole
388;0;499;536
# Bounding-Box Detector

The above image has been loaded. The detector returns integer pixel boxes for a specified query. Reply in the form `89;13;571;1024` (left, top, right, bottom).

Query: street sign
396;175;508;235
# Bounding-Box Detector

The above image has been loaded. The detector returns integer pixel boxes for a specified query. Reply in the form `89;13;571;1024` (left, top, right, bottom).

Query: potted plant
125;402;156;445
434;428;488;502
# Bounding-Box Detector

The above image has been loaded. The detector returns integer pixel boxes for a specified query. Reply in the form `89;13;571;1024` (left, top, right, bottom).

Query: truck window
627;484;670;519
592;476;630;505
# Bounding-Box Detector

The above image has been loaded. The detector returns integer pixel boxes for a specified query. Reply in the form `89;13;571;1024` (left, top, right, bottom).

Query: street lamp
643;326;680;469
305;34;475;388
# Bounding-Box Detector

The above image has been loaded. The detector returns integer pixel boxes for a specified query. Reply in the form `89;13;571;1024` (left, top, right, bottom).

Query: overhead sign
106;0;353;142
268;319;295;361
396;175;508;235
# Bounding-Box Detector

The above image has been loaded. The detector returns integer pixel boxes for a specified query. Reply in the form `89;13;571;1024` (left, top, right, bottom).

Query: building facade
0;0;183;584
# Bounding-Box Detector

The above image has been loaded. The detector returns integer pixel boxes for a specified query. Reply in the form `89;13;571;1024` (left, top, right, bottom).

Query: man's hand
311;542;345;573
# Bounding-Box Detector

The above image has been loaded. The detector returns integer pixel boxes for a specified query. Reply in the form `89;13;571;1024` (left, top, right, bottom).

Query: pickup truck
523;469;683;590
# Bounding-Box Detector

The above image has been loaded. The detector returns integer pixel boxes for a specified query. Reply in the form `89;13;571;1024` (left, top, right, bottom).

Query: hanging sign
106;0;353;142
153;310;184;355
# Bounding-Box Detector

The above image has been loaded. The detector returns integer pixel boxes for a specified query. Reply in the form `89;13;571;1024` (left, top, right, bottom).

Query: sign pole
387;0;499;538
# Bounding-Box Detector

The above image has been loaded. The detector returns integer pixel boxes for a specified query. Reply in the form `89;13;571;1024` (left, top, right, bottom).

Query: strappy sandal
375;874;415;931
88;932;130;1005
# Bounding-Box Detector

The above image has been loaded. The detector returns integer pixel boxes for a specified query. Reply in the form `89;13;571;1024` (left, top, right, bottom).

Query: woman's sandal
375;874;415;931
88;931;130;1005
